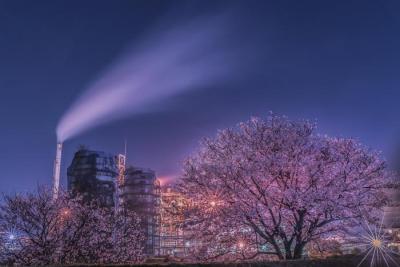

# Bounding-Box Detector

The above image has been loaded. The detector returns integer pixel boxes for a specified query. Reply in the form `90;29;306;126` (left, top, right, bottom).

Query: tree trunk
284;243;293;259
293;243;305;259
270;239;284;260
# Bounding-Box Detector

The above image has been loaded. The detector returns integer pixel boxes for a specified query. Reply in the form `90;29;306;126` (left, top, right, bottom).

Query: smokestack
53;142;63;199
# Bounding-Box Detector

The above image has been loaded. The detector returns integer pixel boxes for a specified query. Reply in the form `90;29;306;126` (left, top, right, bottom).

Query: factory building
119;167;161;255
384;188;400;252
67;148;118;207
67;147;161;255
159;186;188;257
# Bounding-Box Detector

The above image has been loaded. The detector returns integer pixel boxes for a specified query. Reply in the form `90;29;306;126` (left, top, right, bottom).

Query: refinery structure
55;145;187;257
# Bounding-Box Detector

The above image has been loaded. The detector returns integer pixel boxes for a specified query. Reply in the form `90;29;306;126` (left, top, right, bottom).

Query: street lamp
60;208;71;220
8;234;15;241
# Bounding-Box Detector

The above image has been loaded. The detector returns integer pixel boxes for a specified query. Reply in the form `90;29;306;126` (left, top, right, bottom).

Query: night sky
1;0;400;194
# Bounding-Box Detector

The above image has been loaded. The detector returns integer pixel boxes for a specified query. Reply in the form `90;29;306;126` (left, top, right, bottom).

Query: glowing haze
56;14;242;142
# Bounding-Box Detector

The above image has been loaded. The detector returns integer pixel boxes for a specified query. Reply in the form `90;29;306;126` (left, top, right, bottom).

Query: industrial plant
67;148;118;207
60;145;187;257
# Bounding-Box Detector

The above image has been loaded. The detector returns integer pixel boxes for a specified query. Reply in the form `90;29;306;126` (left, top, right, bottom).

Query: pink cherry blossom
179;114;398;261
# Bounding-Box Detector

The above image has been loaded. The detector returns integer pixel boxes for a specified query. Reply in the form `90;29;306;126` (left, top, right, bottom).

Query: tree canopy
179;115;398;261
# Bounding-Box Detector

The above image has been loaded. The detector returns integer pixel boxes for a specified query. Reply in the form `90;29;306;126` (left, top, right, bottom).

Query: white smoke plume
57;14;241;142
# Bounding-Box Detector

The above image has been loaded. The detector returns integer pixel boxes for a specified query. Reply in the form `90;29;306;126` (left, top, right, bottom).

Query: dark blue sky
1;0;400;193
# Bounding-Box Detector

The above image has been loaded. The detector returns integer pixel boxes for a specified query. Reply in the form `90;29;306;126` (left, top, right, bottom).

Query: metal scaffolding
119;166;161;255
159;186;188;257
67;148;118;207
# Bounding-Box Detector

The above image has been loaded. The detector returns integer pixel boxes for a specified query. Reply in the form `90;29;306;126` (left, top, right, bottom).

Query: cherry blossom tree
179;114;398;261
0;186;144;265
110;208;145;263
0;187;68;265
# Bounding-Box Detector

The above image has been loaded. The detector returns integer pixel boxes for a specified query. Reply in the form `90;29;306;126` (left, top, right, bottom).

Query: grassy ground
63;255;400;267
66;256;360;267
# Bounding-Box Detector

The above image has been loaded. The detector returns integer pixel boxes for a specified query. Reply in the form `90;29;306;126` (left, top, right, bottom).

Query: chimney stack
53;142;63;199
